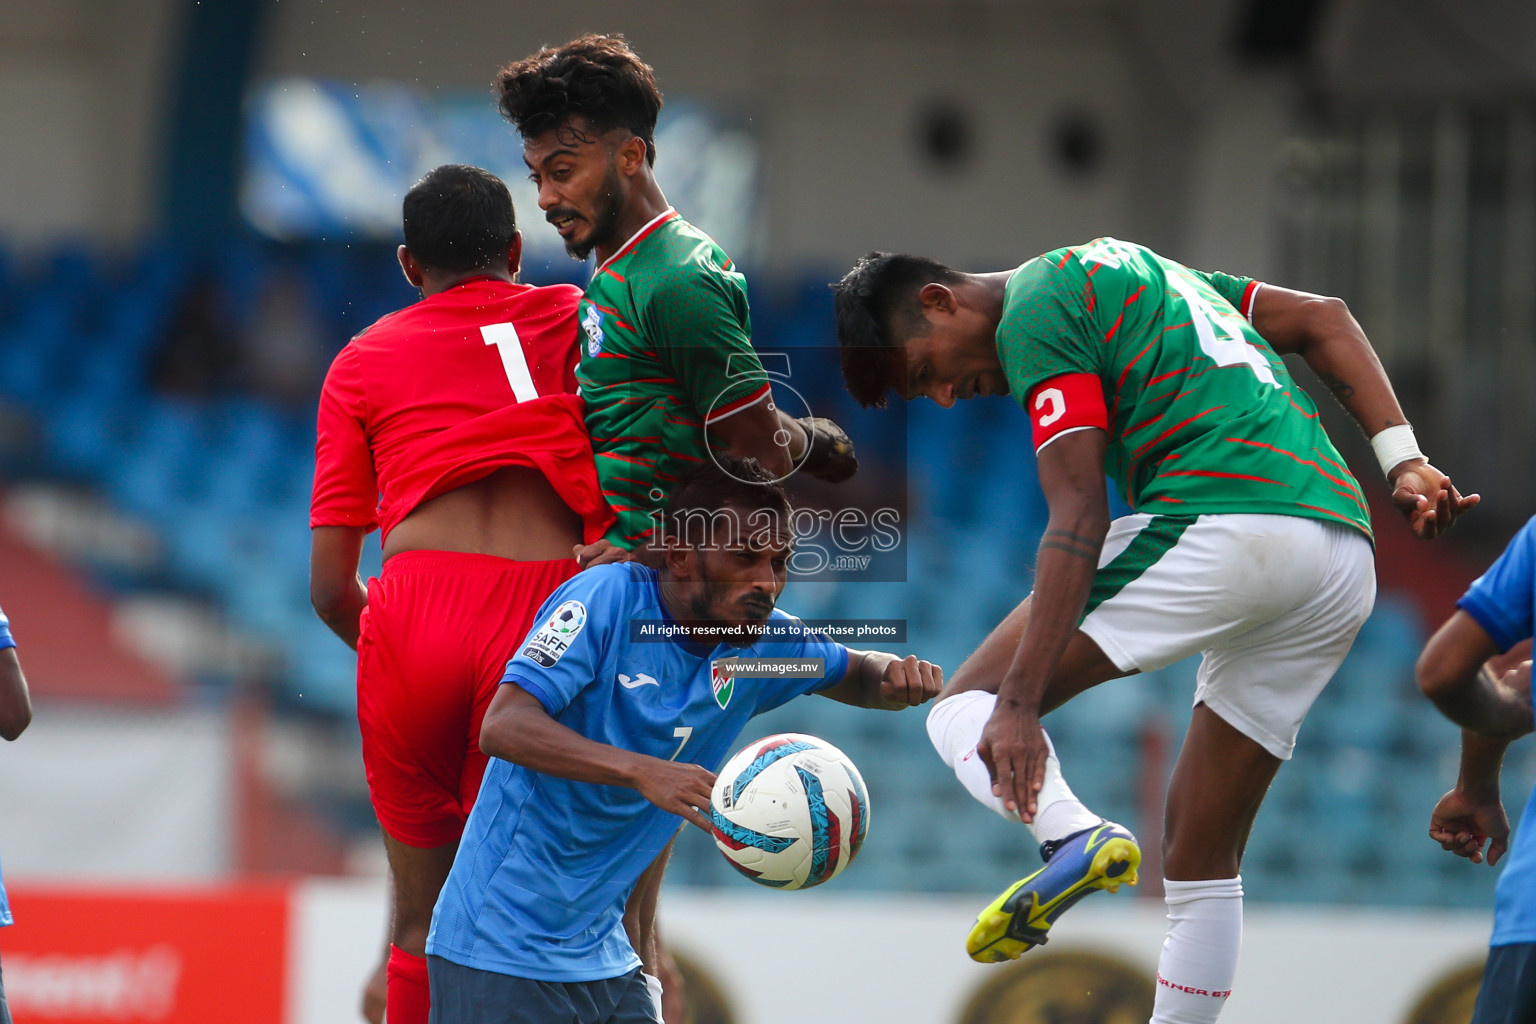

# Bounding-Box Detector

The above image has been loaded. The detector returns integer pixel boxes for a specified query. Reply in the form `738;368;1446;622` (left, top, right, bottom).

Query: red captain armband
1027;374;1109;453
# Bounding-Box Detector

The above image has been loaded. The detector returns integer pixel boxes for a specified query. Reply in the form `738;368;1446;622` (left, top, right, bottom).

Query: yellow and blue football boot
966;821;1141;963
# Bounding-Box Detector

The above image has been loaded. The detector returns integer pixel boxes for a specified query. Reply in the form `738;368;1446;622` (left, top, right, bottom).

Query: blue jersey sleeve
1459;516;1536;652
749;615;850;716
500;565;631;716
0;604;14;651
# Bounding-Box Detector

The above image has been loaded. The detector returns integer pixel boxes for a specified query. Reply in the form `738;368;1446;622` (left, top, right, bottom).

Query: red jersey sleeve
311;344;380;530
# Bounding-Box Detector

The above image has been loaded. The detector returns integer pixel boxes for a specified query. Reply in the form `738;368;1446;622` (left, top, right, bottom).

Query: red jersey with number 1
310;277;614;543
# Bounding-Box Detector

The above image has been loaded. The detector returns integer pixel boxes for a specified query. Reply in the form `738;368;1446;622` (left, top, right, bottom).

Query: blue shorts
1473;943;1536;1024
427;957;657;1024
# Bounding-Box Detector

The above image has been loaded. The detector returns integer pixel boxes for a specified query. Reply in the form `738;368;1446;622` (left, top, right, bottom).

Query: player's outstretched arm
309;525;369;649
1248;284;1477;538
480;683;717;833
980;428;1110;820
0;647;32;742
818;651;942;709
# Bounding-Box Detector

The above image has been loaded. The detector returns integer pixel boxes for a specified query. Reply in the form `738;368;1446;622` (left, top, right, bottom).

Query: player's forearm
1425;661;1533;737
1456;729;1509;803
847;650;904;709
311;578;367;650
775;408;809;460
481;691;655;790
711;400;795;477
309;526;368;649
725;433;793;477
996;518;1104;716
0;650;32;741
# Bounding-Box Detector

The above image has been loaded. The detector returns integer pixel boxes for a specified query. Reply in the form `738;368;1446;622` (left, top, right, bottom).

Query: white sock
1153;877;1244;1024
924;690;1100;845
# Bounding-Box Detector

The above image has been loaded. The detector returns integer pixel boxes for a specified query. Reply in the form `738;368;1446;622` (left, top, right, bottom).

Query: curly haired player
496;34;858;570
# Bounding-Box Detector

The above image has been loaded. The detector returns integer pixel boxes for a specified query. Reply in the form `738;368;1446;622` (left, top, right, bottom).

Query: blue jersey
1458;515;1536;946
427;563;849;982
0;602;13;926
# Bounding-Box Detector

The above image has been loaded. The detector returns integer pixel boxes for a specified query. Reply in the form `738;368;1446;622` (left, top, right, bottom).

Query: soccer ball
709;733;869;890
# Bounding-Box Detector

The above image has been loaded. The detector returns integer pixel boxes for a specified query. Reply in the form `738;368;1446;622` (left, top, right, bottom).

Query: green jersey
998;238;1371;539
577;210;772;548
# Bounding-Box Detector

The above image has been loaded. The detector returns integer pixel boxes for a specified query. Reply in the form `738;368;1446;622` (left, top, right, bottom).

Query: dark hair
832;251;963;408
660;455;791;545
496;34;662;166
401;165;517;274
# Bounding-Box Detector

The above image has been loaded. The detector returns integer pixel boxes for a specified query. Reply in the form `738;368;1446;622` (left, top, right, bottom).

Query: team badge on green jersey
581;305;604;356
710;660;735;709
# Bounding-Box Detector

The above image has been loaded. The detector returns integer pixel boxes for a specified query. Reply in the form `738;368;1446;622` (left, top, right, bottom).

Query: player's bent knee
925;690;994;766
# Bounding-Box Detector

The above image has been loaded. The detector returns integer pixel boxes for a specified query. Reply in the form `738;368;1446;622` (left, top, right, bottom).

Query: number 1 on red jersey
481;322;540;402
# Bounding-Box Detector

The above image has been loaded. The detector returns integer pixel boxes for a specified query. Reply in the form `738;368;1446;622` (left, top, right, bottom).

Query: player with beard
495;34;859;569
310;165;613;1024
425;457;941;1024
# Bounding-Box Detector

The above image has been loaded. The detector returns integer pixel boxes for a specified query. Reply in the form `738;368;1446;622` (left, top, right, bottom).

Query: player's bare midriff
383;465;583;563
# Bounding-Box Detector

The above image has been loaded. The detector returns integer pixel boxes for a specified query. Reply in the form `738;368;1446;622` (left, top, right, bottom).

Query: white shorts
1079;512;1376;760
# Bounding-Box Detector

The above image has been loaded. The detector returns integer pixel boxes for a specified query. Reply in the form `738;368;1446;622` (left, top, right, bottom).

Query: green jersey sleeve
997;255;1106;403
644;265;771;425
1190;269;1259;317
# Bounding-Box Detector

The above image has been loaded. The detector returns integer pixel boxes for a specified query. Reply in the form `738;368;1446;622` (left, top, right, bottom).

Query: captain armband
1027;374;1109;454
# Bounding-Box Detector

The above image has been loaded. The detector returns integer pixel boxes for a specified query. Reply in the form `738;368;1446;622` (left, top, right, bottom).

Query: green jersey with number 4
998;238;1371;539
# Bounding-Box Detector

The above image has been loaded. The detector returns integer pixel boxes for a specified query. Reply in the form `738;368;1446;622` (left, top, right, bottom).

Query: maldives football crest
710;660;735;709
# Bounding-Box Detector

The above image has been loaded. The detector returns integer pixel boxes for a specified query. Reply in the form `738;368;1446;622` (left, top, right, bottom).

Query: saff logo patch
582;305;605;356
710;660;735;710
522;600;587;667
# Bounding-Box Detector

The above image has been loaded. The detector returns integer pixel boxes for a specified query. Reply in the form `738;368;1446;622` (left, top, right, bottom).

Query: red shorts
356;550;578;848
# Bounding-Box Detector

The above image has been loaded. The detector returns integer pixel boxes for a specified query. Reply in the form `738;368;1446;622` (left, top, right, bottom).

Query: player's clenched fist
796;416;859;483
635;760;717;833
880;654;943;707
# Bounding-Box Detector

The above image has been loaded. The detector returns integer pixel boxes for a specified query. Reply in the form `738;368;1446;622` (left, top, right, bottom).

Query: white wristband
642;972;664;1020
1370;424;1425;478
